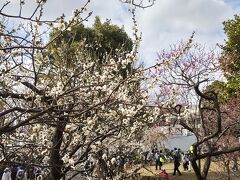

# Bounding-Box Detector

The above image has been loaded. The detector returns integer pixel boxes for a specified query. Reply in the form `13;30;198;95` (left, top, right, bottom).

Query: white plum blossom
68;158;75;169
49;81;64;97
62;154;70;164
111;157;116;165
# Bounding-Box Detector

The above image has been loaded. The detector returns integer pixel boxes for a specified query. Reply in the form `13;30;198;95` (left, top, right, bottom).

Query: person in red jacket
159;169;169;180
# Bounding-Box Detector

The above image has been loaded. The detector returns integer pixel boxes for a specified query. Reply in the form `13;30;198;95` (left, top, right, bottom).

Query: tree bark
49;122;65;180
191;159;202;180
202;156;211;180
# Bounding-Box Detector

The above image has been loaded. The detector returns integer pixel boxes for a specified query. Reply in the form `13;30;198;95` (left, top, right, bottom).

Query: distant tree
50;16;132;59
219;14;240;98
221;14;240;77
204;81;228;102
49;16;133;79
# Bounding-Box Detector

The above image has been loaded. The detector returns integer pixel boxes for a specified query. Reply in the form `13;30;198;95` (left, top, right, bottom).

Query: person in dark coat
154;151;161;170
11;165;18;180
173;153;182;176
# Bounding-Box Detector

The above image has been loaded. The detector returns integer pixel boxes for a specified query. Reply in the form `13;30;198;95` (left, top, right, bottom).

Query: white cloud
84;0;133;31
0;0;239;66
0;0;88;19
136;0;237;66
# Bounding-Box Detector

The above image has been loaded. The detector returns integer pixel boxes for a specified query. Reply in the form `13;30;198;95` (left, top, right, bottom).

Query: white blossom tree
0;0;163;179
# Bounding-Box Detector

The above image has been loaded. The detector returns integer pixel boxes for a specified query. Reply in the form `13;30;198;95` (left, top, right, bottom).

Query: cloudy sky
2;0;240;66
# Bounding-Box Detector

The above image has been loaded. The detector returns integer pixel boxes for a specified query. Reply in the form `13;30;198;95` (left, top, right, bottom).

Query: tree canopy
221;14;240;77
208;14;240;100
50;16;132;61
49;16;134;78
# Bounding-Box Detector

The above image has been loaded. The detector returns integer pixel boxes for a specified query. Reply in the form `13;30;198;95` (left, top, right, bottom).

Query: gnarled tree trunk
49;117;67;180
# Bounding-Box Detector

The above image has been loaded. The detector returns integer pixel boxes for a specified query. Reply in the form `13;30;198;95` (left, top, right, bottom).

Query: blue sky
226;0;240;8
1;0;239;66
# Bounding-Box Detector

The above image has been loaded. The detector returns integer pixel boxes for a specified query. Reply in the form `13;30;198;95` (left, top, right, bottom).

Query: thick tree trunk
191;157;212;180
191;159;202;180
202;156;211;180
49;126;65;180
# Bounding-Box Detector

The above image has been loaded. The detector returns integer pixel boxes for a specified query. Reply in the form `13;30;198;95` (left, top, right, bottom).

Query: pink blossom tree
153;38;240;180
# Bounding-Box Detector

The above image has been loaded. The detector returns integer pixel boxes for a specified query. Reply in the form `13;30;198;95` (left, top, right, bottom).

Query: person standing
173;152;182;176
232;158;238;171
159;150;165;170
154;151;161;170
144;151;149;164
182;154;189;171
16;166;25;180
10;165;17;180
1;168;11;180
188;145;194;171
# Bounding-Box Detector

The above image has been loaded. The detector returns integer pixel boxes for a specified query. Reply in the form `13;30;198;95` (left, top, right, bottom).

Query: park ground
127;161;240;180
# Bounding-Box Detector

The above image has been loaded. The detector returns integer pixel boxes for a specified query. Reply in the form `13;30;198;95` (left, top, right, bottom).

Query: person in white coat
1;168;11;180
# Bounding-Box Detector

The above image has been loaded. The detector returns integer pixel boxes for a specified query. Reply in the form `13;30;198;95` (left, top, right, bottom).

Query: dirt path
137;162;240;180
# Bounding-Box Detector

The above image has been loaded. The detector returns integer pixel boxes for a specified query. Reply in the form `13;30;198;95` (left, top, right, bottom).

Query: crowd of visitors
0;147;188;180
83;148;141;179
145;146;194;178
85;146;193;179
0;165;43;180
2;145;238;179
151;147;184;176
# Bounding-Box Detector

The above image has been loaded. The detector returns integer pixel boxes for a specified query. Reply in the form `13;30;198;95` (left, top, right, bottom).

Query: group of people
2;146;239;179
0;165;43;180
150;146;194;178
83;149;128;179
